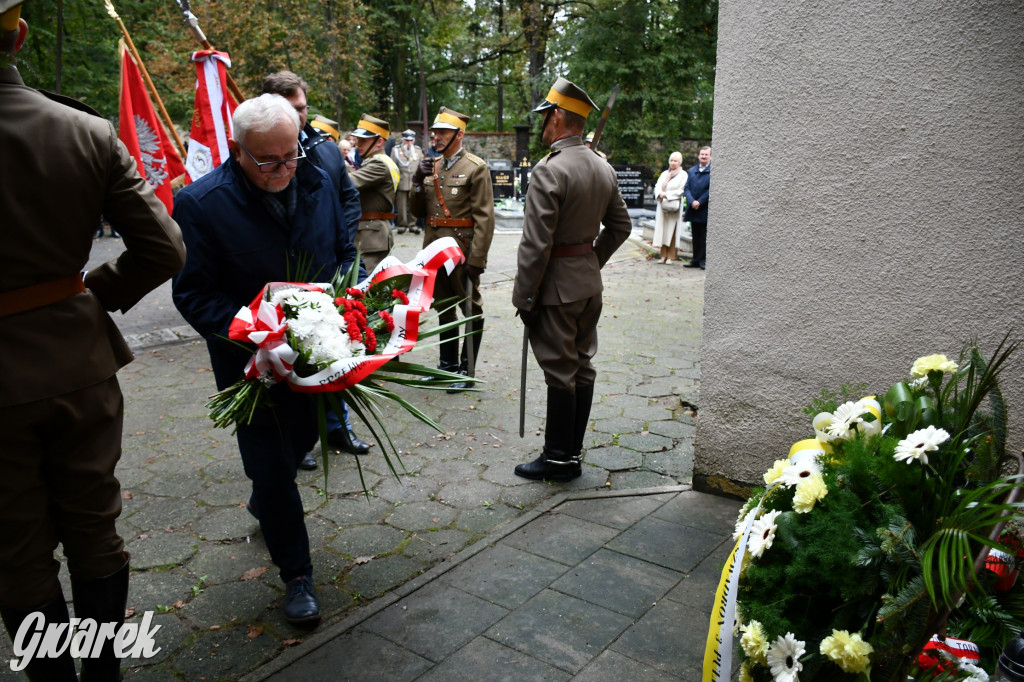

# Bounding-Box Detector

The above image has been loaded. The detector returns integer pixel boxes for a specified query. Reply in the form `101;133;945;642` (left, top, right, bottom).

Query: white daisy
893;425;950;465
825;401;871;438
779;458;822;488
767;632;805;682
747;509;782;558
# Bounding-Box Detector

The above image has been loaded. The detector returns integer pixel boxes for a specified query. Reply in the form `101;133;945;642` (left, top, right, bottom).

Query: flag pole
104;0;188;161
174;1;245;105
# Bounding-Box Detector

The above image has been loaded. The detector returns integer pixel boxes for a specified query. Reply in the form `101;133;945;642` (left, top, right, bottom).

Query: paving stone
609;470;678;490
132;472;207;498
616;432;673;453
647;419;696;439
387;500;458;531
609;599;709;674
485;589;633;674
127;567;197;614
652;489;742;535
418;635;571;681
121;613;194;669
374;472;441;504
442;544;569;610
330;524;409;559
127;532;199;570
317;495;394;526
180;579;278;628
607;517;724;573
125;497;204;532
501;513;620;566
556;493;675;530
185;541;273;584
344;554;426;599
265;630;433;681
664;540;734;614
551;548;683;618
644;449;694;481
195;481;253;507
456;503;520;534
193;506;261;541
575;649;686;681
402;528;474;563
170;625;276;680
585;445;643;471
363;582;508;661
436;478;504;508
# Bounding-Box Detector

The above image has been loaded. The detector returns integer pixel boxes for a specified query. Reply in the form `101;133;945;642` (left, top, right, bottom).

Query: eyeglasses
238;142;306;173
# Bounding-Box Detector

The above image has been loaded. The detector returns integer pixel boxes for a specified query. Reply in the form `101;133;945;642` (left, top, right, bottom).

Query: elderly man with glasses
172;93;358;626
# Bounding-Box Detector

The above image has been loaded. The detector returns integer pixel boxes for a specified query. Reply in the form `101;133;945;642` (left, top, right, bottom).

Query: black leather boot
573;383;595;457
515;386;581;482
0;591;79;681
421;328;460;381
447;319;484;393
72;561;130;682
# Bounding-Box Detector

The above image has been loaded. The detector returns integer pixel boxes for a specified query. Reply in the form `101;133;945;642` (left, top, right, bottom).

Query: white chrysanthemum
767;632;805;682
268;285;305;307
734;508;757;540
779;458;822;488
893;425;950;465
909;376;929;391
748;509;782;558
283;291;365;364
825;401;872;439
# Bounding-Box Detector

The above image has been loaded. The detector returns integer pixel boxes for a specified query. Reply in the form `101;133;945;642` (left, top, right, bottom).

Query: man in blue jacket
172;94;357;625
683;146;711;270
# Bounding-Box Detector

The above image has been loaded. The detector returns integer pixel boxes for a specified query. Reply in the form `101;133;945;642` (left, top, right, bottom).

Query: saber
519;326;528;437
588;84;620;151
464;274;475;378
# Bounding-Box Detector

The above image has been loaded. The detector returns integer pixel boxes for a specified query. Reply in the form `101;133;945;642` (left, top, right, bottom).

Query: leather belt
0;274;85;318
550;242;594;257
361;212;397;221
427;217;473;228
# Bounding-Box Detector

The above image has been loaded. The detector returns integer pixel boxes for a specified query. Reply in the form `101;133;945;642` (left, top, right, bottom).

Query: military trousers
528;294;602;392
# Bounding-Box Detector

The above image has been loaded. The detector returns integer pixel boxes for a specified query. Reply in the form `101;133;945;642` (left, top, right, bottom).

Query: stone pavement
0;232;729;681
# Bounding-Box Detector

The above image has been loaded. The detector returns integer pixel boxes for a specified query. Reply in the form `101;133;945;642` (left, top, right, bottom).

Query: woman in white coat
653;151;686;264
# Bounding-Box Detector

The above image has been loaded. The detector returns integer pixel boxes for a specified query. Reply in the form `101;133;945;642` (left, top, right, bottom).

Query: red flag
118;43;185;214
185;50;237;184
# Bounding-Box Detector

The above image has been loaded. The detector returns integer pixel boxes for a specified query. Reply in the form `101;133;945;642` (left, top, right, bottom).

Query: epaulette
464;152;486;166
40;90;101;118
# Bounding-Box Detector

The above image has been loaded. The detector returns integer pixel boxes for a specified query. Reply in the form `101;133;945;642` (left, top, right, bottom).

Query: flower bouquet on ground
703;335;1023;682
206;237;479;486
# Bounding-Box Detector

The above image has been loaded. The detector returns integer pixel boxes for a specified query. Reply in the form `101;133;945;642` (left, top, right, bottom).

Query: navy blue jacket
171;156;356;389
302;122;362;242
684;164;711;223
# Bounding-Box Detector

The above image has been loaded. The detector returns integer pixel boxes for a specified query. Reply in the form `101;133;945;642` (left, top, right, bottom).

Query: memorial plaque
613;165;646;209
490;169;515;198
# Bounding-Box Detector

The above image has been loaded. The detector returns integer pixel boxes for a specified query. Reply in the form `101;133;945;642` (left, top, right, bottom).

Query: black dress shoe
683;262;701;268
411;227;422;234
245;494;258;519
446;371;472;394
297;452;318;470
283;577;321;624
514;453;582;482
93;228;104;239
396;227;406;234
327;428;371;455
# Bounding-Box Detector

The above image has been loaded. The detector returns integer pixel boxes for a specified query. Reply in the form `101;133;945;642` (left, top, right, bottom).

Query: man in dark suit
683;146;711;269
512;77;632;482
0;2;186;677
172;94;358;625
260;71;371;457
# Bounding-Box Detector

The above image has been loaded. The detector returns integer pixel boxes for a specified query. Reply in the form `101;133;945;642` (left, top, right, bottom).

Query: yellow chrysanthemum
911;354;958;378
820;629;873;674
793;474;828;513
738;662;755;682
740;620;769;664
763;459;788;485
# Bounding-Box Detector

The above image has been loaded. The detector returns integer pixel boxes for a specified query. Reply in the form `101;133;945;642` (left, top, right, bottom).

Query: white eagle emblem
133;115;170;189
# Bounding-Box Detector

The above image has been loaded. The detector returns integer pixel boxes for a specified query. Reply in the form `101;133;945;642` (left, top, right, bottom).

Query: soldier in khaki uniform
512;78;632;482
349;114;400;272
391;129;423;235
411;107;495;392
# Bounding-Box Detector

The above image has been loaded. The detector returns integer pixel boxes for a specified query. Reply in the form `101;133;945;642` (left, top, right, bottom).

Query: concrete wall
694;0;1024;495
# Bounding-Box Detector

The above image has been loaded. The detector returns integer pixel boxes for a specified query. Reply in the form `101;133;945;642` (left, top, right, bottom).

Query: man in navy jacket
172;94;357;625
683;146;711;269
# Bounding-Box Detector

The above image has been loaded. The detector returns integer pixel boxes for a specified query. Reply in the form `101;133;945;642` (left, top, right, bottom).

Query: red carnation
354;300;367;316
380;311;395;332
392;289;409;305
346;288;365;300
364;328;377;353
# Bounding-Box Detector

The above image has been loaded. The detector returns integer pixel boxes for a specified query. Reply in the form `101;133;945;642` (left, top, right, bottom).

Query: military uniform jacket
349;150;399;253
391;144;423;192
512;136;631;309
410;150;495;269
0;66;186;408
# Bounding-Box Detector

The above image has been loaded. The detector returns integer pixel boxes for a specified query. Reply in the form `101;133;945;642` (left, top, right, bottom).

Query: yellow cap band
545;88;593;118
435;111;467;130
312;122;340;141
357;119;389;140
1;5;21;31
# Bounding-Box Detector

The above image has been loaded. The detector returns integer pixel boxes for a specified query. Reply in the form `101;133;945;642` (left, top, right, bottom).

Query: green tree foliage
13;0;716;166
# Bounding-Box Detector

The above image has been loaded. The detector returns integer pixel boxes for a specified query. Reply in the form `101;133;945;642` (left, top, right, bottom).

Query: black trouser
689;221;707;267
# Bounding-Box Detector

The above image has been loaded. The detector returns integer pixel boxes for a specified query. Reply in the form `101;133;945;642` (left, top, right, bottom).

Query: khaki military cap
1;0;24;31
401;129;416;140
310;115;341;142
351;114;390;140
430;107;471;131
533;77;598;118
